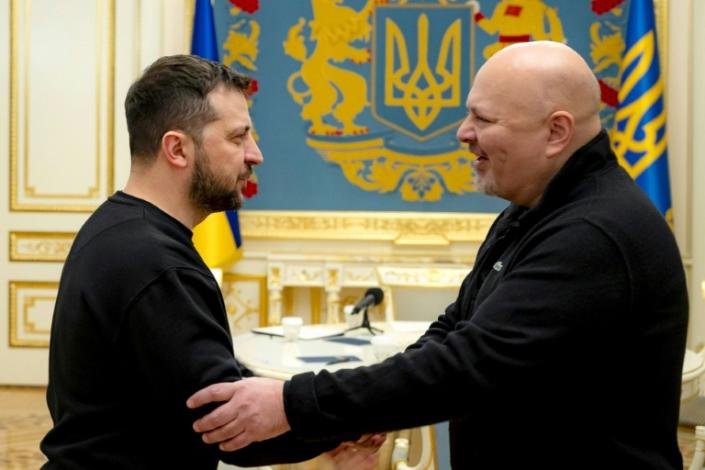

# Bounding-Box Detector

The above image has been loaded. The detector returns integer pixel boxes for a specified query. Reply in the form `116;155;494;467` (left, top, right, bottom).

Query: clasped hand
187;377;387;469
187;377;290;451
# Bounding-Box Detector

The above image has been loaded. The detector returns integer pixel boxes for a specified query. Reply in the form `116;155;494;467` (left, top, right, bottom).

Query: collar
539;129;615;205
500;130;616;229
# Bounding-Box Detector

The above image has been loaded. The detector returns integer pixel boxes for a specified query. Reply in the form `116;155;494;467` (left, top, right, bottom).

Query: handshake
187;378;386;468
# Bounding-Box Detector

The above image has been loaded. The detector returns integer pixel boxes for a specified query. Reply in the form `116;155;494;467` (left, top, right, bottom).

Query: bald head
476;41;602;148
458;41;604;207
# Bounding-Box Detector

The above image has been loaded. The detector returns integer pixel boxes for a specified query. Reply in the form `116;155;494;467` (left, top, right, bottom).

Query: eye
474;114;490;123
467;109;491;124
230;133;246;144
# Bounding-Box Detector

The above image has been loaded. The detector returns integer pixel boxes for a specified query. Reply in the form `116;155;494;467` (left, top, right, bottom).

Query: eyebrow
468;104;482;114
469;104;495;118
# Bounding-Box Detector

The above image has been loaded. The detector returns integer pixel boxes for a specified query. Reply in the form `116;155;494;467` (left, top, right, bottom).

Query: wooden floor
0;386;698;469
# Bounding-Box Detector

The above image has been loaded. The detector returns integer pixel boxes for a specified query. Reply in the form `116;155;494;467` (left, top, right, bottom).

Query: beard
472;165;497;197
474;175;497;196
189;146;243;214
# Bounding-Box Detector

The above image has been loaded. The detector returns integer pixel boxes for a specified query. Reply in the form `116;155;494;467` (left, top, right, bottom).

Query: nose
246;135;264;167
456;117;475;144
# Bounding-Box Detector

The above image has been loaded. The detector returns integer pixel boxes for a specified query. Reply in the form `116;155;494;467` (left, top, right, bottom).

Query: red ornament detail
242;179;258;199
229;0;259;14
474;11;486;22
246;78;259;97
591;0;625;15
498;34;530;43
504;5;523;17
598;79;618;107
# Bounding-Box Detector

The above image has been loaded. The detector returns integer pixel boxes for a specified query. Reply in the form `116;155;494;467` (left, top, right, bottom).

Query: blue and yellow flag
612;0;672;225
190;0;242;268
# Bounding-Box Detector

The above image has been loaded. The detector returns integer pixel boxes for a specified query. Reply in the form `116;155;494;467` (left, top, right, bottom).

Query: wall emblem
373;8;465;140
588;0;626;129
216;1;653;211
474;0;565;59
283;0;476;202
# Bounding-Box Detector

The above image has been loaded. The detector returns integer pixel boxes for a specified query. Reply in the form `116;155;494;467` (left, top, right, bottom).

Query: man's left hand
326;433;387;470
186;377;290;451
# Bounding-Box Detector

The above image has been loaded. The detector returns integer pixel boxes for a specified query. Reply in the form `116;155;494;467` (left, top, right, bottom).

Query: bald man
186;42;688;469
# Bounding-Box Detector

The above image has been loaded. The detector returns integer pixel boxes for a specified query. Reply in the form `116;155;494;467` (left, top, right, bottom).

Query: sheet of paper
251;324;346;340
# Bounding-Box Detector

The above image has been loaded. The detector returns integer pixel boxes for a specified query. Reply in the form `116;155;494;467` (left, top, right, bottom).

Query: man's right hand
186;377;291;451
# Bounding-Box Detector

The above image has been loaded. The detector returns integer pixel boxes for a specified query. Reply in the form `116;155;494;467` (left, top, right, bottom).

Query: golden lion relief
283;0;375;136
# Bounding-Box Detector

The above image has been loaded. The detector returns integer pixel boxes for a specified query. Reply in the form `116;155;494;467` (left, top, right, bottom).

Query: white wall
0;0;191;384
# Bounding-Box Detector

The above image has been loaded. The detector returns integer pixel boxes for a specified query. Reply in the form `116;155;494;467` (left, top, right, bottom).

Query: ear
160;131;191;169
545;111;575;159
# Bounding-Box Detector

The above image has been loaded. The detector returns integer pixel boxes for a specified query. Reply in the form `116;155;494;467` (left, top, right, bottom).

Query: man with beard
186;42;689;469
40;55;380;469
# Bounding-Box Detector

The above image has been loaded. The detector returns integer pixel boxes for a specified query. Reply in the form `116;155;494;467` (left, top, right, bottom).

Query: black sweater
41;192;337;469
284;131;689;469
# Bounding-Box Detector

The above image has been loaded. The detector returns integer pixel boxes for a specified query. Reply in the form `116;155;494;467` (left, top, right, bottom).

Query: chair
375;265;469;470
685;347;705;470
390;426;436;470
375;265;469;323
692;426;705;470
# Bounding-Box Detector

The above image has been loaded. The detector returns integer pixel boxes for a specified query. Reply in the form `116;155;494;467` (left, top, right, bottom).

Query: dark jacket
41;192;338;469
284;131;689;469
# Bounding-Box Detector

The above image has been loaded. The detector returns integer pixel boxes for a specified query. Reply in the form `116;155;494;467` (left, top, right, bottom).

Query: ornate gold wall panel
221;273;268;336
9;0;115;212
7;273;267;347
8;281;57;348
377;266;469;288
240;211;495;246
9;231;74;262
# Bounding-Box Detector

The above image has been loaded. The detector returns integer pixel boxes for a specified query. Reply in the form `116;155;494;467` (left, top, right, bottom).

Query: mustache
238;168;253;181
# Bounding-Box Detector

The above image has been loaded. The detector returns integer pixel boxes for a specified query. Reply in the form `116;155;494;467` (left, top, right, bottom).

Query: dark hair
124;54;251;161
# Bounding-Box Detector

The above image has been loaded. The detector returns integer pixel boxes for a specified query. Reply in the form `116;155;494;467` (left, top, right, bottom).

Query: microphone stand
344;306;384;336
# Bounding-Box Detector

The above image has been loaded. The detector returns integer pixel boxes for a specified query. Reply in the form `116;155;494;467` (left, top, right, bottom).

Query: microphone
351;287;384;314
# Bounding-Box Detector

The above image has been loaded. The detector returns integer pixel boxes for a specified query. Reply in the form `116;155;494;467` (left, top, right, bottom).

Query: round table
233;321;430;380
235;324;705;401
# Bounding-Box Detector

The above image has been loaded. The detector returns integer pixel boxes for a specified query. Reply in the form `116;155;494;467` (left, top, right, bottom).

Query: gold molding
239;211;495;246
9;231;75;262
10;0;116;212
106;0;115;196
283;286;294;317
377;266;468;288
185;0;195;54
23;296;53;334
9;281;57;348
222;273;268;327
310;287;322;324
135;0;141;75
9;0;18;210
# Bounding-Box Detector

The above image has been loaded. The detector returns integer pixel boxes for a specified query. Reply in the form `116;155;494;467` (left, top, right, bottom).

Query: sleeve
222;432;357;467
120;268;337;464
121;268;241;405
284;221;630;438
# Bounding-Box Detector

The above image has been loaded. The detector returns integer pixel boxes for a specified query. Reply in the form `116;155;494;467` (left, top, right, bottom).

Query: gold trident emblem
385;14;461;131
